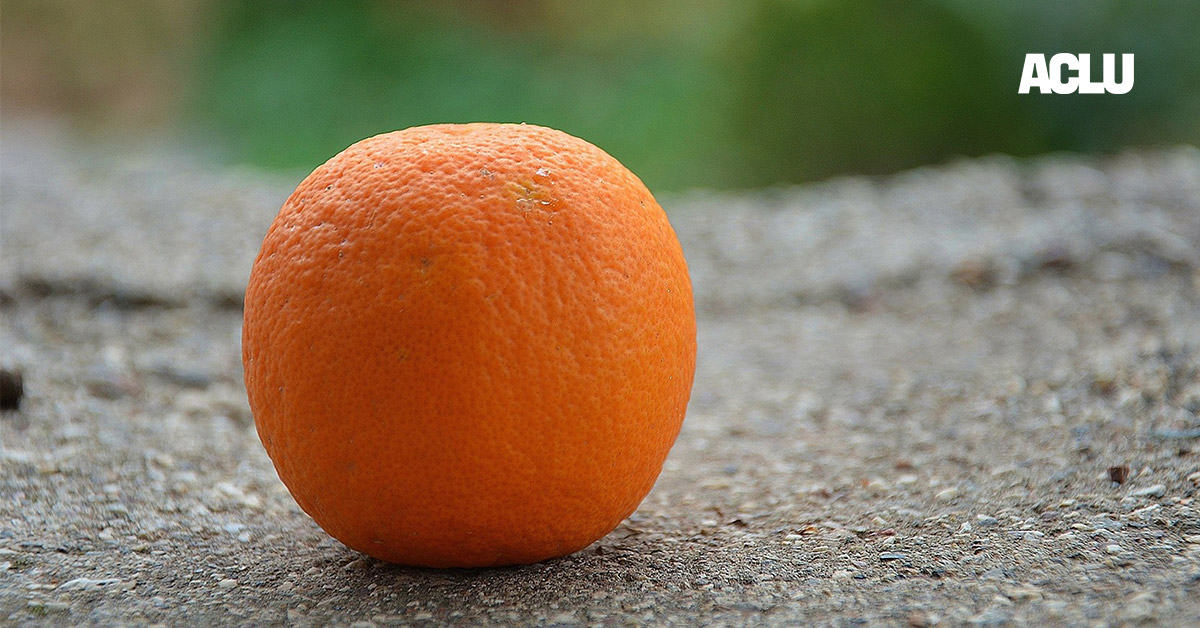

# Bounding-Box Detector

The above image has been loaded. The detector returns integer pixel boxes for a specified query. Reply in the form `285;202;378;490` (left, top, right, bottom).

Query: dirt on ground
2;122;1200;626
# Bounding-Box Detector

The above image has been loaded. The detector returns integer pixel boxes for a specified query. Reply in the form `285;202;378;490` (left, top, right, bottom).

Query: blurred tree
4;0;1194;190
942;0;1200;152
191;0;729;191
728;0;1042;186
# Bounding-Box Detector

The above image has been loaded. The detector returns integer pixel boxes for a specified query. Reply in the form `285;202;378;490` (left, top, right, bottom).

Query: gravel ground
2;122;1200;626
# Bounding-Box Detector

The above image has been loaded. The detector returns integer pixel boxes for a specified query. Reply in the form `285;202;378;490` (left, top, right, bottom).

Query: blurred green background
3;0;1198;191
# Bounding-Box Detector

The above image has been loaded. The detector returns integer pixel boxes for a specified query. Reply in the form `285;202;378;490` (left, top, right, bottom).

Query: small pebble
1005;584;1043;601
975;515;999;527
1153;428;1200;440
1130;484;1166;498
1106;544;1123;554
58;577;122;591
1119;592;1159;622
935;488;960;501
85;365;135;399
0;368;23;411
148;363;215;389
1107;465;1130;484
343;557;371;571
217;579;238;590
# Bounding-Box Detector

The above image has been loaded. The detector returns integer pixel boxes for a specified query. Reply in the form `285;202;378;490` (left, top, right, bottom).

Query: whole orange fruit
242;123;696;568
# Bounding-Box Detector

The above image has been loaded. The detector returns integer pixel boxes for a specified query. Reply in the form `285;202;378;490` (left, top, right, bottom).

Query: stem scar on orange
242;123;697;568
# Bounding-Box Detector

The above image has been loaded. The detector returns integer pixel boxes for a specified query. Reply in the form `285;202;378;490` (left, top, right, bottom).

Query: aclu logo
1019;53;1134;94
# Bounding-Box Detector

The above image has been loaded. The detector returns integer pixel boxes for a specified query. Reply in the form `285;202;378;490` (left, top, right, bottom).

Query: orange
242;123;696;568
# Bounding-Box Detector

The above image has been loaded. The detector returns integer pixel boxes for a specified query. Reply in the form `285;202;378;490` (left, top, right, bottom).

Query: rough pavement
3;122;1200;626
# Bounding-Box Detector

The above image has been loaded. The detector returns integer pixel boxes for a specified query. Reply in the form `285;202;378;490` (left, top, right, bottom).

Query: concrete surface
2;122;1200;626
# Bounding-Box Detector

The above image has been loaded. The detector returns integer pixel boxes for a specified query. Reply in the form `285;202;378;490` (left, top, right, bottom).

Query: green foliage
728;0;1040;185
191;1;724;190
945;0;1200;152
190;0;1200;191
